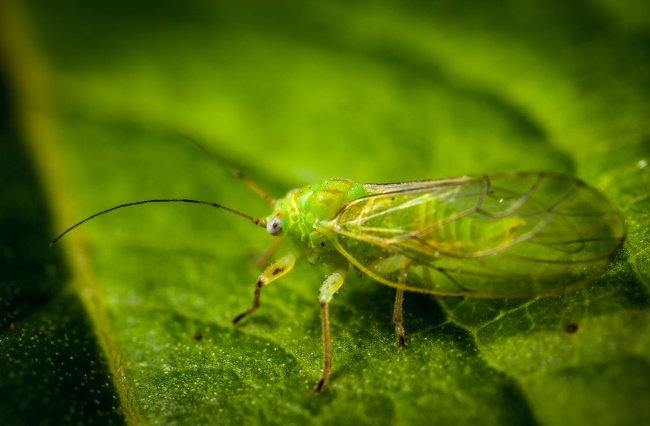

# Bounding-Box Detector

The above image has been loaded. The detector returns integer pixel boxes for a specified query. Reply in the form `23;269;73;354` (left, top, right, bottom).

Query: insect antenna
183;136;275;204
51;199;267;245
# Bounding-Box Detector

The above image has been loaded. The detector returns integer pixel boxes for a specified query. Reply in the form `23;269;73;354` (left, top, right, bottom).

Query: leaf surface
1;1;649;425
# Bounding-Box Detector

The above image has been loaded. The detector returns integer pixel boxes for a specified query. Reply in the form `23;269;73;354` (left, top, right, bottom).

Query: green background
1;0;649;425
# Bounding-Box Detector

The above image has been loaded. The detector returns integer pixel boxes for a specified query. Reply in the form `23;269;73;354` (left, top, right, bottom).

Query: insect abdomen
329;172;625;298
337;194;522;259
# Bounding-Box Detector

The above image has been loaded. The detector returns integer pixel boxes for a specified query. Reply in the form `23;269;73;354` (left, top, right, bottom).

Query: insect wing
328;172;625;297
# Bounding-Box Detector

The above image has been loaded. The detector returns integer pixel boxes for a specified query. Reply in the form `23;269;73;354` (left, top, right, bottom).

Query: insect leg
392;264;411;347
231;251;296;325
392;288;405;347
252;237;285;268
315;268;347;392
366;255;411;346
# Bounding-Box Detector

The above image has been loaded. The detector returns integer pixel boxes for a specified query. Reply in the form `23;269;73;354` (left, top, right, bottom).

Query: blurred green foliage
1;0;649;425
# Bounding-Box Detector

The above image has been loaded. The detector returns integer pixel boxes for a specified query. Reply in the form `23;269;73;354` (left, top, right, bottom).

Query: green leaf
1;0;649;425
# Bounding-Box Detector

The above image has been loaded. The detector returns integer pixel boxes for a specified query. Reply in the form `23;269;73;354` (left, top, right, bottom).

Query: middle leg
315;268;347;392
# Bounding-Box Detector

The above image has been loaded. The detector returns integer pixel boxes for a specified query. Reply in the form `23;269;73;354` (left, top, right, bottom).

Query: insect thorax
269;178;367;263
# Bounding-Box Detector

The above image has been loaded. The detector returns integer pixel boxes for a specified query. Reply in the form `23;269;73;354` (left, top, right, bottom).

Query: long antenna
183;136;276;204
51;199;267;245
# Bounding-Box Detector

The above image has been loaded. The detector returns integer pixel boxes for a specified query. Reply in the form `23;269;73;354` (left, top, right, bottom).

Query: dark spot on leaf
565;323;579;334
193;332;203;341
272;268;283;275
321;242;325;247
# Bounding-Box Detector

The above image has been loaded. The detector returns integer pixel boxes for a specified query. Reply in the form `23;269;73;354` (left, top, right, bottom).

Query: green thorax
267;178;367;263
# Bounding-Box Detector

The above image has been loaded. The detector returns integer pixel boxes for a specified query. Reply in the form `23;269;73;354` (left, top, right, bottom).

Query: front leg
315;268;347;392
232;251;296;325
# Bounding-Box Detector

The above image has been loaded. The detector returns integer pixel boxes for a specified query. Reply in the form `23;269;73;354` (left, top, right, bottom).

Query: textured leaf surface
1;1;649;425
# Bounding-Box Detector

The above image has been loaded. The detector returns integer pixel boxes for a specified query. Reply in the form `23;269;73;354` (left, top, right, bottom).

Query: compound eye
266;218;283;236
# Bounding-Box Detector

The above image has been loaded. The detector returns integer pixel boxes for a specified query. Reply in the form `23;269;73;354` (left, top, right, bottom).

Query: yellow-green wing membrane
327;172;625;297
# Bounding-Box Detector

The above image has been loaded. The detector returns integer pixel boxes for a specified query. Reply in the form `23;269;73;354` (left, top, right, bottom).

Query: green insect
53;161;626;391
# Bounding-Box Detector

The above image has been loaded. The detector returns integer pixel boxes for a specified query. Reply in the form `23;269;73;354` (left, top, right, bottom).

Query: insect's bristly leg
231;251;296;325
392;288;406;348
315;268;347;393
252;237;285;269
392;264;410;347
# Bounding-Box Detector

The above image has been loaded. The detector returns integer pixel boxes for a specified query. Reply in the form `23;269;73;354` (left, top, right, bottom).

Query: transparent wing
327;172;625;297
